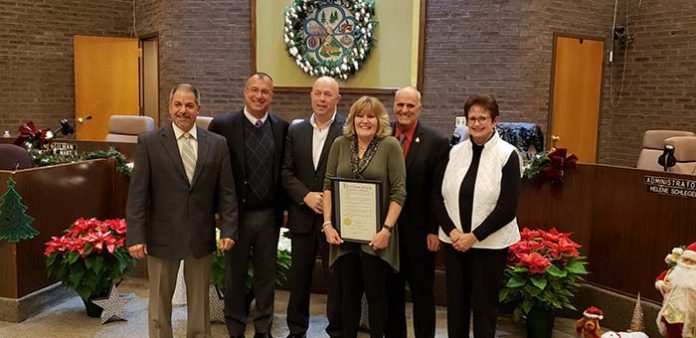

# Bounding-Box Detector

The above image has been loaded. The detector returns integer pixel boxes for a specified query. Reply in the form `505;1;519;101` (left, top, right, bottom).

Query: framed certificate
330;177;382;243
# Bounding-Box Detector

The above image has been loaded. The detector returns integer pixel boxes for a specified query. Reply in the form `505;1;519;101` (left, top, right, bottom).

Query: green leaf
499;288;510;302
546;265;567;277
69;269;85;287
513;307;523;321
506;275;526;288
566;261;588;274
522;298;533;314
46;254;57;268
530;277;547;290
67;251;79;264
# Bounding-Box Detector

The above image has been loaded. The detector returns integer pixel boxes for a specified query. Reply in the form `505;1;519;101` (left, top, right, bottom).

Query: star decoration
91;285;129;324
209;285;225;323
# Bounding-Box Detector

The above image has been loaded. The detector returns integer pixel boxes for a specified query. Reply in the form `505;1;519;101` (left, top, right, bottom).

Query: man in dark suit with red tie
208;73;289;338
281;76;345;338
386;86;450;338
126;83;239;338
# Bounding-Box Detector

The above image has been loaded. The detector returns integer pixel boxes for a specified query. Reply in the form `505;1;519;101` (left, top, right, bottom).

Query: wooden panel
0;160;120;298
74;35;139;141
550;36;604;163
517;164;696;302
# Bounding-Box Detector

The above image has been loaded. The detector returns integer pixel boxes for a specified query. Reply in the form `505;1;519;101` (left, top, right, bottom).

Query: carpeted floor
0;278;578;337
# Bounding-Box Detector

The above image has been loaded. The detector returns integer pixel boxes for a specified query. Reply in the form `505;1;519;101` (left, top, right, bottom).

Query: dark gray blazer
126;124;239;260
281;115;346;234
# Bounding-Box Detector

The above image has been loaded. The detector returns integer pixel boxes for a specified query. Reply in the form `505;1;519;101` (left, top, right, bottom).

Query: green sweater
323;135;407;271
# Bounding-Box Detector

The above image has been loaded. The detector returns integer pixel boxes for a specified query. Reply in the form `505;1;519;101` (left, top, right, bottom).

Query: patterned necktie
254;120;263;128
398;133;407;147
180;132;197;184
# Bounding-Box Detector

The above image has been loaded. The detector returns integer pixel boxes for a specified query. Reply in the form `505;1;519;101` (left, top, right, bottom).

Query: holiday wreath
283;0;378;80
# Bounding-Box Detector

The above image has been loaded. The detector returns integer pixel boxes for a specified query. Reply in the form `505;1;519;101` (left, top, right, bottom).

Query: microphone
657;144;676;172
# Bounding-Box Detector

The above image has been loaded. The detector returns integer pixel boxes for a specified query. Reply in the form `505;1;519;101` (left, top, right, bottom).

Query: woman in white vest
432;94;523;338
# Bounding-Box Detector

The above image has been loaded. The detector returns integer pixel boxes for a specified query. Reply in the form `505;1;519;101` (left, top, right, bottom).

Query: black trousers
337;247;390;338
224;208;279;336
444;245;508;338
386;244;436;338
286;223;342;337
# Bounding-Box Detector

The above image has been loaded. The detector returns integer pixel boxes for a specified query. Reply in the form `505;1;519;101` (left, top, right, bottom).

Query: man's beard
668;260;696;290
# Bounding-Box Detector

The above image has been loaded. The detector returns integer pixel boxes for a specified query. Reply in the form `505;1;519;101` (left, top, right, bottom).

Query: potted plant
44;217;136;317
499;227;588;338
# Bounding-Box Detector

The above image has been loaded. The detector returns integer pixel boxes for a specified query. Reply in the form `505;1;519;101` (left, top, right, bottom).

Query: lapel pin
415;137;421;143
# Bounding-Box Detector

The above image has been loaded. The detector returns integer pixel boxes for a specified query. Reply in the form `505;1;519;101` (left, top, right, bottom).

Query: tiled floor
0;278;577;337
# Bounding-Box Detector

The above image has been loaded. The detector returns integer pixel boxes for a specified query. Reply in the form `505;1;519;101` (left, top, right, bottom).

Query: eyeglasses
467;116;490;124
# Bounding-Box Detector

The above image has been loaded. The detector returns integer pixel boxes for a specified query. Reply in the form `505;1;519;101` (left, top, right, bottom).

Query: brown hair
464;94;499;119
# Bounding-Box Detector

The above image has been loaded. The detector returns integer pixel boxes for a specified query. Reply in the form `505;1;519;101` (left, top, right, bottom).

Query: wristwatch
383;224;394;232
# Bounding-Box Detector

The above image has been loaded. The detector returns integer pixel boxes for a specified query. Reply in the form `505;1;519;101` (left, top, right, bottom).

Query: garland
32;148;131;177
284;0;378;80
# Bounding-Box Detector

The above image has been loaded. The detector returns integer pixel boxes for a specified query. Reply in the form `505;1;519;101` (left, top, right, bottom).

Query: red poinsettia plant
499;227;589;320
44;218;136;301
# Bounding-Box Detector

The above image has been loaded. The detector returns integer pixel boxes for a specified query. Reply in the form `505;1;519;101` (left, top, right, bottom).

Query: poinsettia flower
520;228;541;240
105;219;127;235
518;252;552;274
44;236;67;256
556;236;581;257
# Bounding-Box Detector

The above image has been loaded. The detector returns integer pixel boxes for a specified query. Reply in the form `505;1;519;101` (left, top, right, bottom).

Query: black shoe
286;334;306;338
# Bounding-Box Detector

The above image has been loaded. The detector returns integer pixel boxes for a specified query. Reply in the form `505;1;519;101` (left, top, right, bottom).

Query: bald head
394;86;422;131
311;76;342;124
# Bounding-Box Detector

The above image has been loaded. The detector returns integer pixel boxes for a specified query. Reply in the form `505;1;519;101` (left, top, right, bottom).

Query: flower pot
525;306;555;338
82;298;103;318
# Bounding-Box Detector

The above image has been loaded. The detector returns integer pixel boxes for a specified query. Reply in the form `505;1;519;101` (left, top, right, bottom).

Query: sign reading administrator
644;175;696;198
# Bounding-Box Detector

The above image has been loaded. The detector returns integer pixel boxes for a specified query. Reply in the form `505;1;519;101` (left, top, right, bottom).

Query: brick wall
600;0;696;166
1;0;133;137
4;0;695;166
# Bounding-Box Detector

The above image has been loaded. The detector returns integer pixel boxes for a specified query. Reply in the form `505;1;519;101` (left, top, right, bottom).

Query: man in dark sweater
208;73;289;338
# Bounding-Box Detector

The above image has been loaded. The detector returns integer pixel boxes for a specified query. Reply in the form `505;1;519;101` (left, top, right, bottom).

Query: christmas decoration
576;306;604;338
91;285;129;324
628;293;645;333
0;178;38;242
44;218;136;306
283;0;378;80
499;227;588;321
655;241;696;338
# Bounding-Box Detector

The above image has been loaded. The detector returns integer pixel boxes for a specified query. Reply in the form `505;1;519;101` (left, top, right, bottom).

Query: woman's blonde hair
343;96;392;138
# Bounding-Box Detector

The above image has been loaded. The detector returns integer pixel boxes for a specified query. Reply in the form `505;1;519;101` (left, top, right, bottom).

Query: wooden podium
0;158;128;321
517;163;696;303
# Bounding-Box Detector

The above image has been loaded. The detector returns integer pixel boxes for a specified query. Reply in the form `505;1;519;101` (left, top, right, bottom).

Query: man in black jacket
282;76;344;338
386;86;450;338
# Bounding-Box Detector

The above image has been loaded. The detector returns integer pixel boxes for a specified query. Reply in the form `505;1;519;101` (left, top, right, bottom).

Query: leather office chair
664;136;696;175
104;115;155;143
0;144;33;170
636;130;695;171
195;116;213;130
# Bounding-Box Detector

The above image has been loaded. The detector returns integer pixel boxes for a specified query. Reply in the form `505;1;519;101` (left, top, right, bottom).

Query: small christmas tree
0;178;38;242
628;293;645;332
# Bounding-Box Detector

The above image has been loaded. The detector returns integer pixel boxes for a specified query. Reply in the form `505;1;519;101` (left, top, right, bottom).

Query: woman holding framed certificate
321;96;406;338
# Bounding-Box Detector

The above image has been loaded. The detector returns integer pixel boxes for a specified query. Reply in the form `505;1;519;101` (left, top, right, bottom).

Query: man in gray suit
127;83;238;338
282;76;344;338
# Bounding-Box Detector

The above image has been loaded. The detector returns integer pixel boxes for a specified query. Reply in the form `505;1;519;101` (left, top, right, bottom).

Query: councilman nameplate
330;178;382;243
50;142;78;157
644;175;696;198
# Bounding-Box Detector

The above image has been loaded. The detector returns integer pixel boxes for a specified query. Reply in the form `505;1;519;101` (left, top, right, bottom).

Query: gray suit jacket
281;115;345;234
126;124;238;260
